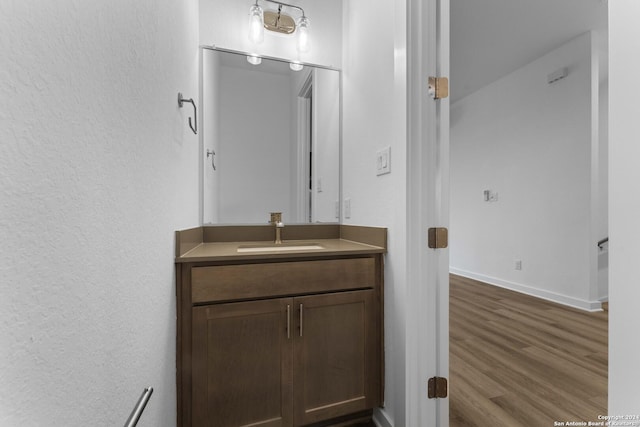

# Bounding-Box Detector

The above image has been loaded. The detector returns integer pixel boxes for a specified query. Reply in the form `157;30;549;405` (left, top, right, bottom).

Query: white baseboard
373;408;393;427
449;268;603;312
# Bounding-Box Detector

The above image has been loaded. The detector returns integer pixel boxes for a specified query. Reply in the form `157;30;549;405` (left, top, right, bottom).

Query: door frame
296;72;313;223
406;0;450;425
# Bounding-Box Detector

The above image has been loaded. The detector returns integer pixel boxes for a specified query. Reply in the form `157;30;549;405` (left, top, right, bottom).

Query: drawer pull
286;304;291;339
299;304;304;337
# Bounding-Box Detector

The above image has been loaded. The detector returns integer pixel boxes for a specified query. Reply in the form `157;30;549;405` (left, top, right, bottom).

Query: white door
406;0;450;425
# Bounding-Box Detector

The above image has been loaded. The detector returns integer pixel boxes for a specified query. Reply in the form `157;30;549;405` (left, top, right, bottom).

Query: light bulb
296;16;310;53
249;3;264;44
289;62;303;71
247;55;262;65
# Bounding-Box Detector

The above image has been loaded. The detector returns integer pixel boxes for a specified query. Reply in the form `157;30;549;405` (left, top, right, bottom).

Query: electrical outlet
344;198;351;219
515;260;522;270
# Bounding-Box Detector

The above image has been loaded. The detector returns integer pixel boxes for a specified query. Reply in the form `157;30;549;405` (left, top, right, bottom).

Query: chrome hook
206;149;216;171
178;92;197;135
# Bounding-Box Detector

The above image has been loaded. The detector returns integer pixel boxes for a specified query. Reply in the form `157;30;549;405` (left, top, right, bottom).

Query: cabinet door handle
286;304;291;339
299;304;304;337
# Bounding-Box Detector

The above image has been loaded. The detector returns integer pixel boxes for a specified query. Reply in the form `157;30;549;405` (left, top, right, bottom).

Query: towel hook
206;149;216;171
178;93;197;135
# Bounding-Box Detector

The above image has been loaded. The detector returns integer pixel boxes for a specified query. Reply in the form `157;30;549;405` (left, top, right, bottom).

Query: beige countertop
175;225;387;263
176;238;385;263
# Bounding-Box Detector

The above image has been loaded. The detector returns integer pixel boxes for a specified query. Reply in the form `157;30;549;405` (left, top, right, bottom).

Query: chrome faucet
269;212;284;244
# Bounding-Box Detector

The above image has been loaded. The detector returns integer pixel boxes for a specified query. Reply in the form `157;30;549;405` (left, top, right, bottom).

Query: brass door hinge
428;77;449;100
428;377;448;399
428;227;448;249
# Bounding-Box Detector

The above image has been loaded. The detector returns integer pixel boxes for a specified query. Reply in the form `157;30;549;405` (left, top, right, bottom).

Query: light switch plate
376;147;391;176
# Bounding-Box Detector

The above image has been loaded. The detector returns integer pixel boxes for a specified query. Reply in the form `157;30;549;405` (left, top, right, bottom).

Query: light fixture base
264;10;296;34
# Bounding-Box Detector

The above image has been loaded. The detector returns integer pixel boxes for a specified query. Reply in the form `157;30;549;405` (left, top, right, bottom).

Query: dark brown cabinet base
192;298;293;427
293;290;378;426
177;249;384;427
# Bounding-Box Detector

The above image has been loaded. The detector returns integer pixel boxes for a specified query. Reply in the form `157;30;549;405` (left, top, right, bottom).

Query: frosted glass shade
249;4;264;44
296;16;310;53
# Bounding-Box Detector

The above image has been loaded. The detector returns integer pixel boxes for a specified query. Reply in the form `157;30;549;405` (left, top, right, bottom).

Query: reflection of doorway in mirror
297;72;313;223
296;67;341;224
309;92;313;223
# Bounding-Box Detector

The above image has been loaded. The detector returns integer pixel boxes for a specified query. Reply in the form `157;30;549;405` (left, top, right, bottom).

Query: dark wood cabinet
177;250;384;427
192;298;293;427
293;290;378;426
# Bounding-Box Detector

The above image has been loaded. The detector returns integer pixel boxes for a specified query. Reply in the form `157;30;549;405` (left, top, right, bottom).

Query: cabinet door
192;298;293;427
293;290;379;426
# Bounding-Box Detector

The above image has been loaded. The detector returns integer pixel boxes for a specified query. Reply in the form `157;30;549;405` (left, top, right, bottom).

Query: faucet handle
270;212;282;224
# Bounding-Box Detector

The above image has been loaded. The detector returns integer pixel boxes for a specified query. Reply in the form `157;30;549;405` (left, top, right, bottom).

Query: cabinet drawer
191;258;376;303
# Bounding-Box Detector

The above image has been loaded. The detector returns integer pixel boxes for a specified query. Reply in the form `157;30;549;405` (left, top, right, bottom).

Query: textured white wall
450;33;601;310
609;0;640;414
342;0;407;425
0;1;200;426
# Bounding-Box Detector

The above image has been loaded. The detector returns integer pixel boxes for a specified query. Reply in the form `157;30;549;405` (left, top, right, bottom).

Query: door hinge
428;76;449;100
428;377;448;399
428;227;448;249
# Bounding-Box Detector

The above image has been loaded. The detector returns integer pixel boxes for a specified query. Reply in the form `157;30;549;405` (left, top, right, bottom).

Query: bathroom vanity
175;224;386;427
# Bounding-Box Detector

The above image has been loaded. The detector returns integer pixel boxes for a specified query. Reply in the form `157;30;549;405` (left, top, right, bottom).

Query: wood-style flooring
450;274;608;427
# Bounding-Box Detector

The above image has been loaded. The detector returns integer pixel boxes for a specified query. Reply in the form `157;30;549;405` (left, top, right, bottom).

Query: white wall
450;33;602;311
217;64;292;223
609;0;640;414
342;0;407;425
200;0;342;68
0;1;200;426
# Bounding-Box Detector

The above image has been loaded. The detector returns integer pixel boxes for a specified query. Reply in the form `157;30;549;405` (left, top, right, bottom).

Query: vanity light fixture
247;55;262;65
248;0;310;53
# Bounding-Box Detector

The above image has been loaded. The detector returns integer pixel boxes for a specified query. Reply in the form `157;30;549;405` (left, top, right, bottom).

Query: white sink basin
237;243;324;253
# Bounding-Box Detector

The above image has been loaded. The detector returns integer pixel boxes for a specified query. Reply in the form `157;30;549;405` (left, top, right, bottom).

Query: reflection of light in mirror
289;62;304;71
246;55;262;65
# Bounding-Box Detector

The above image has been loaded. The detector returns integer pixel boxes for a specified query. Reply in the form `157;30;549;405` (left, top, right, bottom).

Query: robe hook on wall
206;149;216;171
178;92;197;134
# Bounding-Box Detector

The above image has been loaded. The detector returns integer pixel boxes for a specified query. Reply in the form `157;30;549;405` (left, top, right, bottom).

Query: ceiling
450;0;608;102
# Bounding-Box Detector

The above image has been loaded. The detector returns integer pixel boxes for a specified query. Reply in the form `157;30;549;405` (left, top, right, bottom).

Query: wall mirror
201;47;341;225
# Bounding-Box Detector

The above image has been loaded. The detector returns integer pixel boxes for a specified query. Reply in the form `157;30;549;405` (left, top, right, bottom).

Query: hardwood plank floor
450;274;608;427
